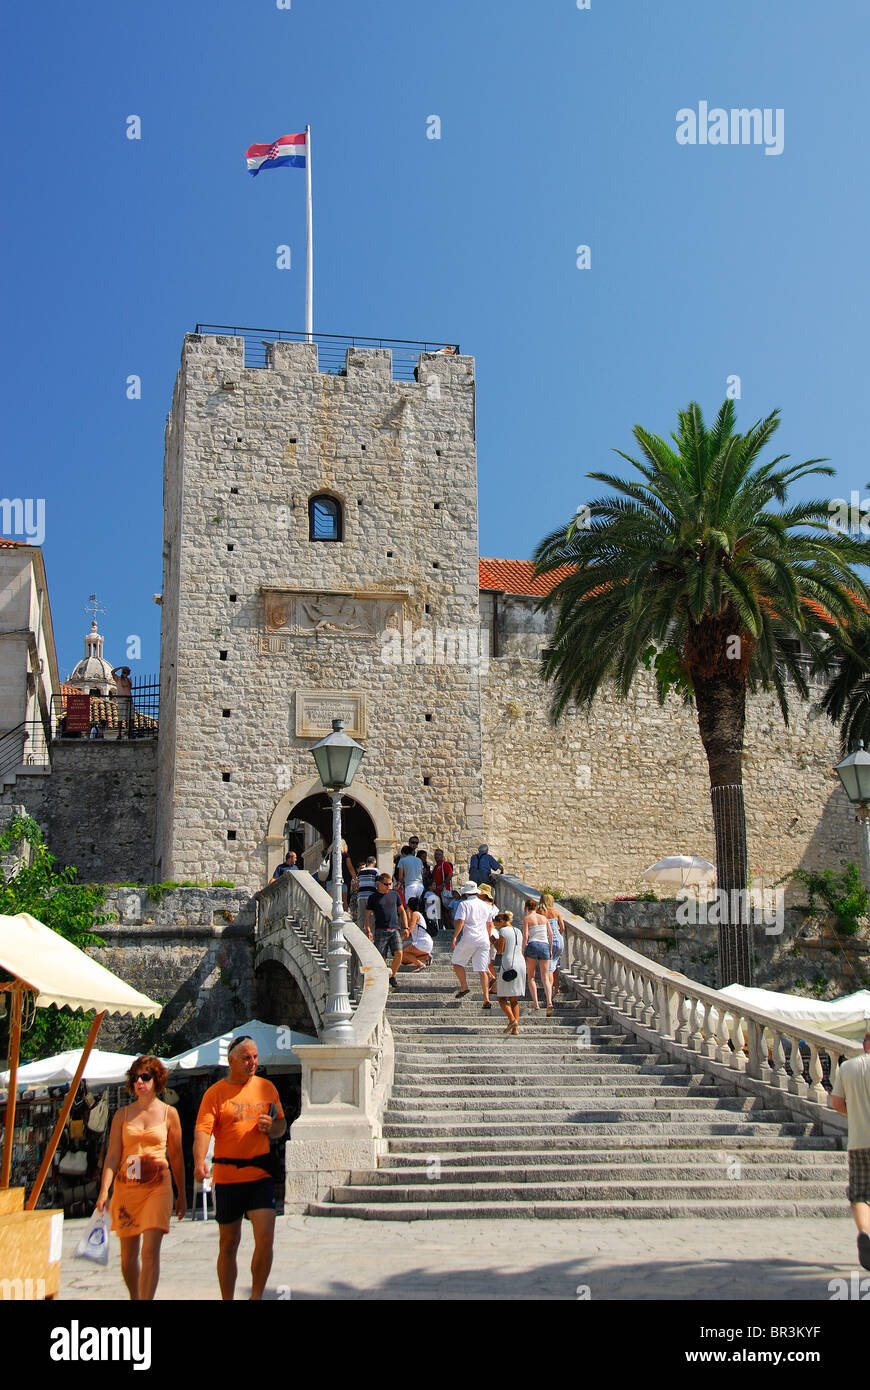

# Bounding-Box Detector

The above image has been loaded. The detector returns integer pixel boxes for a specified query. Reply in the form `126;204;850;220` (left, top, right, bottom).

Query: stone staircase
309;933;847;1219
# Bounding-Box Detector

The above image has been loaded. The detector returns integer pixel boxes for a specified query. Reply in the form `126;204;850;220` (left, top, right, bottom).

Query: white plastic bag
74;1207;110;1266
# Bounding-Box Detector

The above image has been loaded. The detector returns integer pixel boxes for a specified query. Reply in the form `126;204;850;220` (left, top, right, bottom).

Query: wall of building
479;593;859;899
4;740;158;883
0;546;59;745
157;335;484;886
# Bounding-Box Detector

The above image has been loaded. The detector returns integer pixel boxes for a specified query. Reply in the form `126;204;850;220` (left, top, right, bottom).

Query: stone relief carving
263;588;404;639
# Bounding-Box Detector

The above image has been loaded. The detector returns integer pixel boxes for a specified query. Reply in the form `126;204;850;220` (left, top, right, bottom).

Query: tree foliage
534;399;870;728
0;816;109;1060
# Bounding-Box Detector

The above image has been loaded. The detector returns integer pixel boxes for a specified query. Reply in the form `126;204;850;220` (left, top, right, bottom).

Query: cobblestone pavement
59;1214;862;1301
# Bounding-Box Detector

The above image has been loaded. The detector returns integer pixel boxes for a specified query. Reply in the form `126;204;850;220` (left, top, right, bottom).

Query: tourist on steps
492;911;526;1035
522;898;554;1014
451;879;498;1009
540;891;566;998
365;873;408;990
401;896;434;970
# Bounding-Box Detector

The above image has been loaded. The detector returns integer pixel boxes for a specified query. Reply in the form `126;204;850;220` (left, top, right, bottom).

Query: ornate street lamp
309;719;365;1043
834;741;870;891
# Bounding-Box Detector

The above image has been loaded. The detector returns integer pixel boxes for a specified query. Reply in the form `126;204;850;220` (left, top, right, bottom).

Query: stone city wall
87;886;258;1051
2;740;157;884
157;336;485;886
480;648;858;902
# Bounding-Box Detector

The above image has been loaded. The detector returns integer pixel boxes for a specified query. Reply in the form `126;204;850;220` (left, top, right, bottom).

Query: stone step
388;1041;665;1056
382;1118;819;1138
308;1197;847;1221
360;1156;845;1181
384;1132;841;1154
389;1067;686;1078
384;1100;799;1119
389;1081;713;1099
327;1178;842;1205
378;1145;839;1167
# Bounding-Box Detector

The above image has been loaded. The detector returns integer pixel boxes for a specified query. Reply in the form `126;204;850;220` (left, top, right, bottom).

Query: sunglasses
132;1072;155;1083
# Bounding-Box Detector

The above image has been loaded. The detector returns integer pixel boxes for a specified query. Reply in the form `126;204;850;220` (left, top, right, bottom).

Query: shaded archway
266;776;397;880
289;793;376;871
255;959;318;1035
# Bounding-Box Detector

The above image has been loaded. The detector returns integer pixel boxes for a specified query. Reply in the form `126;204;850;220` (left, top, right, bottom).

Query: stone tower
156;333;484;886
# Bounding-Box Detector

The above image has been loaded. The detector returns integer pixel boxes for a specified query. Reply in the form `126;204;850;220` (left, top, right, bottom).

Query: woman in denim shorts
522;898;554;1013
540;891;566;999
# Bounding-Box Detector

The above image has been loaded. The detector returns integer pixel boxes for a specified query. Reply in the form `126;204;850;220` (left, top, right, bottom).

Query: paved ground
59;1213;863;1301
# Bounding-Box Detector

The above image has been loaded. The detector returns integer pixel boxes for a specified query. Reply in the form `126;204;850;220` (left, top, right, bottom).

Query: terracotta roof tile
479;558;576;597
0;539;28;549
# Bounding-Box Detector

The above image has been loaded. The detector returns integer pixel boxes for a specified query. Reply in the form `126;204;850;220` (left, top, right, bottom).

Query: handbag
59;1149;88;1175
87;1094;109;1134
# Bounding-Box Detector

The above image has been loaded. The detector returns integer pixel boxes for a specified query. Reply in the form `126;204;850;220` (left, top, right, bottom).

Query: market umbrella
641;856;717;889
0;1048;140;1093
165;1019;318;1074
0;911;160;1206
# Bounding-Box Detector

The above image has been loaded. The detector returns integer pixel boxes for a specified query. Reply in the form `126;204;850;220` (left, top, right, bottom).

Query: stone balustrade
255;869;393;1211
495;875;860;1135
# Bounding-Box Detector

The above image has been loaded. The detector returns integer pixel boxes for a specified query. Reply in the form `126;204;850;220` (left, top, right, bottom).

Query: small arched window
309;494;343;542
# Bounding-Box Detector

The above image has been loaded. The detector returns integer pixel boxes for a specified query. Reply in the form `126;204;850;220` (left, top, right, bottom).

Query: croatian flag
244;132;307;176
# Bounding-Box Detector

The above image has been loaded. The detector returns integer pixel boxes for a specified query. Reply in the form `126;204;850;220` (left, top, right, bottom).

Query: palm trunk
693;673;755;987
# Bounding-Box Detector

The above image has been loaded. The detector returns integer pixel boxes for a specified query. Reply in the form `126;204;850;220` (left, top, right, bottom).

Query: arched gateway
265;776;397;881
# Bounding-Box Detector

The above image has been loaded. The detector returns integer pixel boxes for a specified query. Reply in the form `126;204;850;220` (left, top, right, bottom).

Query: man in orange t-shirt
194;1036;286;1300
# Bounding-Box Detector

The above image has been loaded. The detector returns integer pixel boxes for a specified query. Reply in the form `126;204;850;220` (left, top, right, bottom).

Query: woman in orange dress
96;1055;186;1300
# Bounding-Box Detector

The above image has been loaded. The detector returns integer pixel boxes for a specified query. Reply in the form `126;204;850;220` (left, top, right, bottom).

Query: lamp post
834;741;870;892
309;718;365;1043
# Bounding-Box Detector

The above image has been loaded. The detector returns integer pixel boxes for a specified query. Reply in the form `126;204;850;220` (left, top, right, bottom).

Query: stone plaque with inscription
295;690;367;739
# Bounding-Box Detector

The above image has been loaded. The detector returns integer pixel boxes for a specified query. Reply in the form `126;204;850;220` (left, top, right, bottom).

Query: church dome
66;621;117;695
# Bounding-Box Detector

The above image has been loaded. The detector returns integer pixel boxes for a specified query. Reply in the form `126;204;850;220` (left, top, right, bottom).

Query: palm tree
533;400;870;986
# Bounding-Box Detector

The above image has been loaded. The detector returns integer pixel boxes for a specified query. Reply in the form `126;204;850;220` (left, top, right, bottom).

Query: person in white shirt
451;880;498;1009
396;845;425;903
831;1031;870;1271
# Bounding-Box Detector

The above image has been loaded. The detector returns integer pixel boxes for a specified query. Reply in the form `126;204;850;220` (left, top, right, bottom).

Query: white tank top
526;917;548;943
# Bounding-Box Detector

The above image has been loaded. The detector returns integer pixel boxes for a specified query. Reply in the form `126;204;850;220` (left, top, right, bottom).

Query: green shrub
784;861;868;937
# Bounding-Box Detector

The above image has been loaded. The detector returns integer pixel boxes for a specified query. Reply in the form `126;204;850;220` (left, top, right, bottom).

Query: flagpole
305;124;313;342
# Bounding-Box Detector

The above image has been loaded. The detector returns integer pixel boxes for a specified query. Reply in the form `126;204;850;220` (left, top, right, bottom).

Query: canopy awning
720;985;870;1041
0;1048;139;1092
0;913;161;1017
165;1019;318;1074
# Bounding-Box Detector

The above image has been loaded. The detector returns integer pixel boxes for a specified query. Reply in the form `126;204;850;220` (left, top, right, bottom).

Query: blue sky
3;0;868;678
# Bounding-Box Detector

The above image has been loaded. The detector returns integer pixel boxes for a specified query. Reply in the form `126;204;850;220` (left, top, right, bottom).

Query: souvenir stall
0;1049;139;1215
0;912;160;1298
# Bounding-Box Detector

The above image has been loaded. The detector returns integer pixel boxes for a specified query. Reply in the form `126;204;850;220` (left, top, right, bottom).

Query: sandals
454;989;470;999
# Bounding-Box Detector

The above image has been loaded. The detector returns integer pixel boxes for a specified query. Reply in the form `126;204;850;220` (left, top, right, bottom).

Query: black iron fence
194;324;460;382
50;674;159;741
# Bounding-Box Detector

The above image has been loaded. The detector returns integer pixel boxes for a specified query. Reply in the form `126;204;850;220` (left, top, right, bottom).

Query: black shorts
374;928;402;958
214;1177;276;1225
